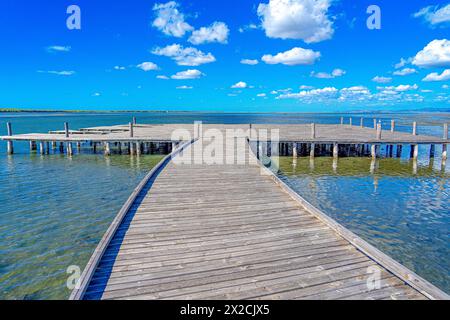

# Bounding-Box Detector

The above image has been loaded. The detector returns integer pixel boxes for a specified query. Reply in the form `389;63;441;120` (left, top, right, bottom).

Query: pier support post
371;144;378;159
6;122;13;154
310;143;315;158
67;143;73;156
64;122;70;138
311;123;316;139
411;144;418;159
391;120;395;133
396;145;403;158
373;119;377;129
349;118;352;126
104;142;111;156
430;145;435;158
30;141;37;153
360;118;364;128
444;123;448;140
340;117;344;125
333;143;339;159
292;143;298;159
52;141;57;150
136;142;141;156
93;142;97;153
412;122;417;136
376;123;382;140
77;142;81;152
39;141;45;155
129;122;134;138
130;142;135;155
133;117;137;125
442;144;447;161
46;142;50;154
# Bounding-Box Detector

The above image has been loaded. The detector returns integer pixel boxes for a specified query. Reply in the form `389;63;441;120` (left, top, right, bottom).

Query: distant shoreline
1;108;449;115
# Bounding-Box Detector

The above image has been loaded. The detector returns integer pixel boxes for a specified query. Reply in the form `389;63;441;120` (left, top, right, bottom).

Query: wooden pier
2;120;449;300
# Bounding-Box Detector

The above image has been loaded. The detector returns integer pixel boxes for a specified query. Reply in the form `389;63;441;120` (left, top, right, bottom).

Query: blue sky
0;0;449;112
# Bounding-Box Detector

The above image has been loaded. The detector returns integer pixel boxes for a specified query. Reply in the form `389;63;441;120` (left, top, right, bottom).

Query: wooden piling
333;142;339;158
340;117;344;125
444;123;448;140
136;142;141;156
133;117;137;125
373;119;377;129
311;123;316;139
52;141;57;149
6;122;13;154
391;120;395;133
130;141;135;155
39;141;45;155
376;123;382;140
67;143;73;156
360;118;364;128
430;145;435;158
104;142;111;156
411;144;418;159
292;143;298;159
349;118;352;126
371;144;377;159
30;141;37;152
412;122;417;136
443;144;448;161
64;122;70;138
310;143;315;158
129;122;134;138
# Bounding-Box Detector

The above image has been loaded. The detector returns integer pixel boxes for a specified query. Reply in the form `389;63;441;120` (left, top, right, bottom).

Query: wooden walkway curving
68;138;449;300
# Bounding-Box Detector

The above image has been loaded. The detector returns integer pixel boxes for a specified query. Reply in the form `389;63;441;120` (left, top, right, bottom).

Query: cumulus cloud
171;69;204;80
137;62;159;71
152;1;193;37
231;81;248;89
422;69;450;82
238;23;259;33
414;4;450;27
372;76;392;83
156;75;170;80
277;87;338;100
311;68;346;78
38;70;75;76
46;45;71;53
412;39;450;68
152;44;216;66
241;59;259;65
188;22;229;45
257;0;334;43
262;47;320;65
176;85;193;89
379;84;419;92
393;68;417;76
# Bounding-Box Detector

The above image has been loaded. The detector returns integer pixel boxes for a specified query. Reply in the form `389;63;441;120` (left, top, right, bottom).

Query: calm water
0;111;449;299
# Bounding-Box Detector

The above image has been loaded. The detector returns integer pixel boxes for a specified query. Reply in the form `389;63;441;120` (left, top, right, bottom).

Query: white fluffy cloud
422;69;450;82
171;69;204;80
393;68;417;76
262;47;320;65
137;62;159;71
379;84;419;92
38;70;75;76
231;81;248;89
156;75;169;80
394;58;412;69
176;85;193;89
257;0;334;43
414;4;450;26
311;68;345;78
152;44;216;66
188;22;229;45
278;87;338;100
241;59;259;65
372;76;392;83
152;1;193;37
46;45;71;53
412;39;450;68
114;66;126;70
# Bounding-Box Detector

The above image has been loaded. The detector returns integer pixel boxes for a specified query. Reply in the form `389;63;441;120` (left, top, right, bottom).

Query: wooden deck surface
2;123;449;144
72;139;448;300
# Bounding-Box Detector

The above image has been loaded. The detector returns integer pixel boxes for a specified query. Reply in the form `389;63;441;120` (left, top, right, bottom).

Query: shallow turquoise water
0;111;448;298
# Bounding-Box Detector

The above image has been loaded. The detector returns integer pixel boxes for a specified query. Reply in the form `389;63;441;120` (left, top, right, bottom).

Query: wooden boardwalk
70;139;448;300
